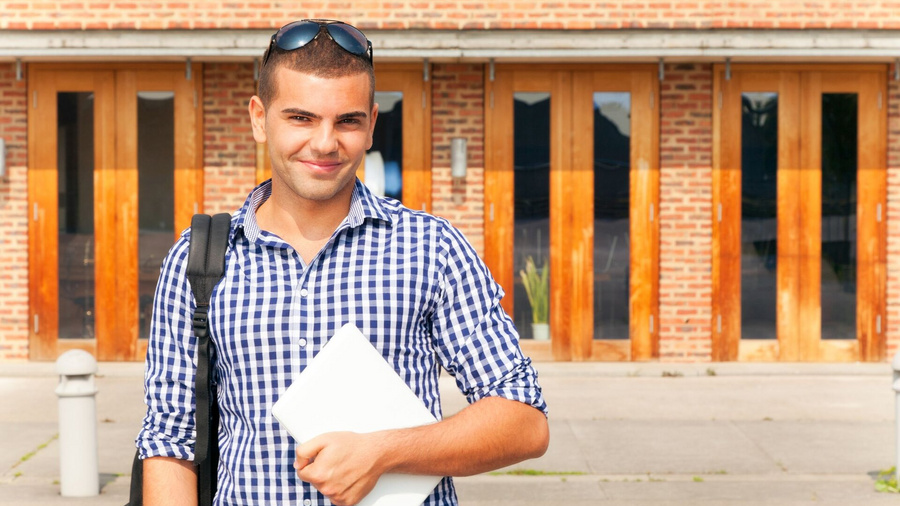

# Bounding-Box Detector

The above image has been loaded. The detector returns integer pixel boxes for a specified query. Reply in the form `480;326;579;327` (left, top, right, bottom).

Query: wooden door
485;65;659;361
28;64;202;361
256;64;432;212
713;64;886;362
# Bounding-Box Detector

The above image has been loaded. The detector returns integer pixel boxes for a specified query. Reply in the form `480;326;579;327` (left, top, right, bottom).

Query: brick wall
202;62;258;216
0;63;28;361
3;1;900;30
658;63;713;362
887;76;900;360
430;63;485;257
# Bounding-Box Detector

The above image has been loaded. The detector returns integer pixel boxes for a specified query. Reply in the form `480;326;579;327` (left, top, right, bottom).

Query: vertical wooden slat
550;71;572;360
855;71;887;362
799;72;823;361
569;72;595;360
28;69;60;361
629;69;659;361
483;69;515;317
712;66;743;361
776;71;802;362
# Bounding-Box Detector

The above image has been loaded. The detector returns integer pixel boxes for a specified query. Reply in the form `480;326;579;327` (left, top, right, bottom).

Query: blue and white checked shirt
138;179;547;505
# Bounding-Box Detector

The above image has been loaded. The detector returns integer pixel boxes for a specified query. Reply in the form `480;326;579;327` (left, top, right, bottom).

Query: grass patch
662;371;683;378
692;476;704;482
491;469;586;477
875;467;899;493
11;434;58;469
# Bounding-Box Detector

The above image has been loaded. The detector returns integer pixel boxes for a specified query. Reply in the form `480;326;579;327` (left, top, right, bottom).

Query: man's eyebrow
280;108;368;120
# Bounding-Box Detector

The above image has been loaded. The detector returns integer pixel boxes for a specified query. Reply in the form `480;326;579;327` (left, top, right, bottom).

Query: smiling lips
302;159;344;174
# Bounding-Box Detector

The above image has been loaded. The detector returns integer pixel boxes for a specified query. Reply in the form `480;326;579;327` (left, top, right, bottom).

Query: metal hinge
33;90;37;109
649;314;655;333
717;202;722;222
718;91;723;110
717;314;722;334
489;203;495;222
877;203;882;222
33;203;38;221
650;203;654;222
876;314;882;334
34;314;39;334
650;91;654;110
878;92;883;110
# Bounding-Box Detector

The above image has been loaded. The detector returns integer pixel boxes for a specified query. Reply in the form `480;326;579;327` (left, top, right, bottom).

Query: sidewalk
0;360;896;505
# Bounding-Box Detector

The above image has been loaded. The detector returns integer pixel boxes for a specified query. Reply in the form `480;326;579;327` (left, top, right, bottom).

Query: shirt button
303;500;312;506
300;288;309;297
298;338;307;348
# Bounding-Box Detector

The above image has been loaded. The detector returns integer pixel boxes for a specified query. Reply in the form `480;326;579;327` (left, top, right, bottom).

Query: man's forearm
143;456;198;505
380;396;549;477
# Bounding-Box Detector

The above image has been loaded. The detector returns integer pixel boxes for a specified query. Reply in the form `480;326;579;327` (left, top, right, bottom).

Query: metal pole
893;351;900;485
55;350;99;497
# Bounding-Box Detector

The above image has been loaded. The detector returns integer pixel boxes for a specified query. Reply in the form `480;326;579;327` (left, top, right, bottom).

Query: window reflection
138;91;175;339
741;92;778;340
367;92;403;201
57;92;96;340
514;92;551;340
821;93;857;340
593;92;630;339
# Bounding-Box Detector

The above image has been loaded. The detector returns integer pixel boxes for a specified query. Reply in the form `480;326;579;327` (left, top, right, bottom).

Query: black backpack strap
186;213;231;506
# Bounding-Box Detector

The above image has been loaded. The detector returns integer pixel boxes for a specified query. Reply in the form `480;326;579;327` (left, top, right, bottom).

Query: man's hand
295;432;386;506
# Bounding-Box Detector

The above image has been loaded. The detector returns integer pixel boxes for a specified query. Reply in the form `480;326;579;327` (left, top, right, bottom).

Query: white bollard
55;350;99;497
893;351;900;485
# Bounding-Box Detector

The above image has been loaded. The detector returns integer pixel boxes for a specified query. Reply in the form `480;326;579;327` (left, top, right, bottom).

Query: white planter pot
531;322;550;341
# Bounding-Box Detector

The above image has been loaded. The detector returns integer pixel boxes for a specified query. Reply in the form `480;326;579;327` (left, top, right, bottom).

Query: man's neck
255;181;354;263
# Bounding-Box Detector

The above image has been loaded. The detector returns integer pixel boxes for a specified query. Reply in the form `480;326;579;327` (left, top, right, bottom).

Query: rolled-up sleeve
136;234;200;461
431;221;548;416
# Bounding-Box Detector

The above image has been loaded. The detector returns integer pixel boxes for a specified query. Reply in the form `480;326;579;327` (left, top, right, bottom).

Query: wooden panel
591;340;630;361
376;67;432;213
549;71;572;361
798;72;823;361
483;70;515;317
774;71;801;362
628;69;660;361
28;69;115;361
519;340;553;362
28;69;60;361
853;71;887;361
569;72;595;360
738;340;779;361
818;339;859;362
712;66;743;361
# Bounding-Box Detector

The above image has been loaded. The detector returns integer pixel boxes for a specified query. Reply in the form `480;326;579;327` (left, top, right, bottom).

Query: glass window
514;92;551;340
741;92;778;340
137;91;175;338
820;93;858;340
367;91;403;201
593;92;630;339
57;92;96;339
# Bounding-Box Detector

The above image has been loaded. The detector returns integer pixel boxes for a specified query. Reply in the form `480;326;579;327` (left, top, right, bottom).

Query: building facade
1;2;900;363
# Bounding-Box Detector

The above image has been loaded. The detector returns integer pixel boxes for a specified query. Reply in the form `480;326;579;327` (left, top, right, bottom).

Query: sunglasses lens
274;21;321;51
325;24;369;57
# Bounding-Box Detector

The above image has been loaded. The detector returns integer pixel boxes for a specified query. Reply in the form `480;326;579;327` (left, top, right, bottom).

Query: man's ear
366;102;379;151
249;95;268;144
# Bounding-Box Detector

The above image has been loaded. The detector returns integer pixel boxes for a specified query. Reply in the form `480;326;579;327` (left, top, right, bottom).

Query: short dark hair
257;34;375;109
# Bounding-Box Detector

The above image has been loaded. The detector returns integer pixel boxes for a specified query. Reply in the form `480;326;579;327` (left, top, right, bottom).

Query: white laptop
271;323;442;506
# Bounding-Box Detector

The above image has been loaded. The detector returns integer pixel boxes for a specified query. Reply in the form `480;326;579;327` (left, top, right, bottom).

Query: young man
138;19;548;506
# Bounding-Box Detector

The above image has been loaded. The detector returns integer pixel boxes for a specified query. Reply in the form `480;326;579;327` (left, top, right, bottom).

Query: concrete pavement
0;360;897;505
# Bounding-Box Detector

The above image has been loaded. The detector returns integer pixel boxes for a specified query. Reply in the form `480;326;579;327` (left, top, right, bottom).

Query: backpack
126;212;231;506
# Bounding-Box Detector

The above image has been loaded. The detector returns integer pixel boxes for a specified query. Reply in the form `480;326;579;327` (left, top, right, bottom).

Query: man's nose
309;122;339;155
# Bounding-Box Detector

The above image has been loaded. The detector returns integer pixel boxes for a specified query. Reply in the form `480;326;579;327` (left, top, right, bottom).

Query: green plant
519;256;549;324
875;467;899;493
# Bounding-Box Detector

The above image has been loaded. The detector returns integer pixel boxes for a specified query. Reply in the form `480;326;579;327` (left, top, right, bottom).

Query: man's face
250;66;377;205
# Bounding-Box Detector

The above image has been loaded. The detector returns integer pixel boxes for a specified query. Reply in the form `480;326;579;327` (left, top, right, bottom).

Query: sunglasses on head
262;19;373;66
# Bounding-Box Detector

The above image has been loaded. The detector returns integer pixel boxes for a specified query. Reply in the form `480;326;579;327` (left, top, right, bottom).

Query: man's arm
143;456;198;505
295;396;549;505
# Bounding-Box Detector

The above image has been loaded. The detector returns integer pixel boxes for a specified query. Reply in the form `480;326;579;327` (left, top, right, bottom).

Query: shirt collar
234;178;391;244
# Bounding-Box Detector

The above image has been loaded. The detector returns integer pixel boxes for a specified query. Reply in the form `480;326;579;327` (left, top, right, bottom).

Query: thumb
294;436;326;470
